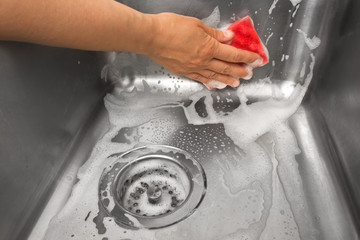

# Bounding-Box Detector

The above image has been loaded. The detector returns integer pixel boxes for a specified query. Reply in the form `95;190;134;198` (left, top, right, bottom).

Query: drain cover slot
99;145;206;229
116;156;191;217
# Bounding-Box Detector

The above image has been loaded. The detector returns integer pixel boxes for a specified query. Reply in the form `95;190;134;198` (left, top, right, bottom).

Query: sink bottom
35;66;358;239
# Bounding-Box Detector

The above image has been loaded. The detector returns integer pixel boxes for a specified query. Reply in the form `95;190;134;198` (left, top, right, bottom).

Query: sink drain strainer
99;145;206;229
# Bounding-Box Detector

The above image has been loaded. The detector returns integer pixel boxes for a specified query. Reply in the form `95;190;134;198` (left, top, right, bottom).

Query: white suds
43;4;320;239
292;4;300;18
243;65;254;80
269;0;279;15
44;55;318;240
297;29;321;50
204;80;228;90
300;61;306;78
266;32;274;45
289;0;302;6
202;6;220;28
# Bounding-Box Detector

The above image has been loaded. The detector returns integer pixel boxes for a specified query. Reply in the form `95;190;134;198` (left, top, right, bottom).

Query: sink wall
315;0;360;226
0;43;109;239
0;0;360;239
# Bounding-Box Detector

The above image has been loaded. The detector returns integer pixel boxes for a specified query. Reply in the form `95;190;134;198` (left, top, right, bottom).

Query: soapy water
44;59;317;240
119;159;190;216
296;29;321;50
44;5;320;240
269;0;279;15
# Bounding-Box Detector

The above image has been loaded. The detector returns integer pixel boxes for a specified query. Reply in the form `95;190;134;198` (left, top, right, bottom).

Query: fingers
185;73;210;85
199;70;240;87
186;71;240;87
202;24;234;43
207;59;250;79
213;43;261;64
242;64;253;80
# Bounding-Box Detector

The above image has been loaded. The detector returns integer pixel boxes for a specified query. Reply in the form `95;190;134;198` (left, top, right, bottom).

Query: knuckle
190;73;202;81
233;50;243;62
222;65;231;74
200;38;217;59
202;47;213;59
207;41;218;57
207;71;218;79
189;58;203;68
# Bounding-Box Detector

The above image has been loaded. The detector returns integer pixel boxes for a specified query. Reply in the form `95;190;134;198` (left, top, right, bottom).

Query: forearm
0;0;156;53
0;0;262;88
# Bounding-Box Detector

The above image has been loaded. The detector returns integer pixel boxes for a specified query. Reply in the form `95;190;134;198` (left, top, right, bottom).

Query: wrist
109;2;160;54
138;13;163;56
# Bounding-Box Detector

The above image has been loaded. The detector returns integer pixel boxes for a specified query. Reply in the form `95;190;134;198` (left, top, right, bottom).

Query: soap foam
265;32;274;45
292;4;300;18
297;29;321;50
269;0;279;15
44;62;316;239
290;0;302;6
44;6;319;240
201;6;220;28
204;80;228;90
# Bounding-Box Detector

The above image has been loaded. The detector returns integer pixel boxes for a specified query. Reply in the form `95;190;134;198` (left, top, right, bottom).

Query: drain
99;145;206;229
118;157;191;217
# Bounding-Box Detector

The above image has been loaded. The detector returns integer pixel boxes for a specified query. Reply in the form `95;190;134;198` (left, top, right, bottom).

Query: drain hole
99;145;206;229
116;158;191;217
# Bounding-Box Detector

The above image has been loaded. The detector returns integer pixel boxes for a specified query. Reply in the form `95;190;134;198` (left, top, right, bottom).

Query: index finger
213;43;261;64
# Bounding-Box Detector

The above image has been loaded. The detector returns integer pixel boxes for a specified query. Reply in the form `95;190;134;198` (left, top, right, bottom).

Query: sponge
227;16;269;66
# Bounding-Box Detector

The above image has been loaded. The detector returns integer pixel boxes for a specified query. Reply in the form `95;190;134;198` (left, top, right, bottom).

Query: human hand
145;13;262;88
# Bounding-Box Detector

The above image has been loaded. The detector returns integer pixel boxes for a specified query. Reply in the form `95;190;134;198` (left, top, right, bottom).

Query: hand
145;13;262;87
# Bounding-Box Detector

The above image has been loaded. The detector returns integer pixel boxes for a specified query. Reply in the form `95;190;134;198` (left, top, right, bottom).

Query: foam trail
292;4;300;18
266;32;274;45
44;6;319;237
44;54;317;239
297;29;321;50
269;0;279;15
290;0;302;6
258;132;301;240
201;6;220;28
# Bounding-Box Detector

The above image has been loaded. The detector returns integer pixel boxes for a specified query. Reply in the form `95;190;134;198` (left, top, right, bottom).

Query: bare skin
0;0;261;87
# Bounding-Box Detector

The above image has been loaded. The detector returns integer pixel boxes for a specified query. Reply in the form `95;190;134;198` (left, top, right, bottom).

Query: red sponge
227;16;269;66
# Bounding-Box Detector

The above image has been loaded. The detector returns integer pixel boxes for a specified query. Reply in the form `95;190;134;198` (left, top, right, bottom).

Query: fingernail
249;58;263;68
232;79;240;87
243;65;253;80
249;58;264;68
224;30;234;39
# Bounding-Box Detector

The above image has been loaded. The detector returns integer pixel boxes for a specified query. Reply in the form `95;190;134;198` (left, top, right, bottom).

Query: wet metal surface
98;145;206;229
1;0;360;239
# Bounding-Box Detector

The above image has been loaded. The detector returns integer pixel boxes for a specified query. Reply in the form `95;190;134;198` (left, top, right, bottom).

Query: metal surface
0;0;359;239
98;145;206;229
0;43;109;240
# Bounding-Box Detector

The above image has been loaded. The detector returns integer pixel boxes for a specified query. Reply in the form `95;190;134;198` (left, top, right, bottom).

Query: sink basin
1;0;360;239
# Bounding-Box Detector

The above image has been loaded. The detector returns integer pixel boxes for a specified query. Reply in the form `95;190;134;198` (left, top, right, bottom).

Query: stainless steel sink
1;0;360;239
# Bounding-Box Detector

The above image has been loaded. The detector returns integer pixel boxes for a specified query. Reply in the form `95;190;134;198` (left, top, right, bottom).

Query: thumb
203;25;234;43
